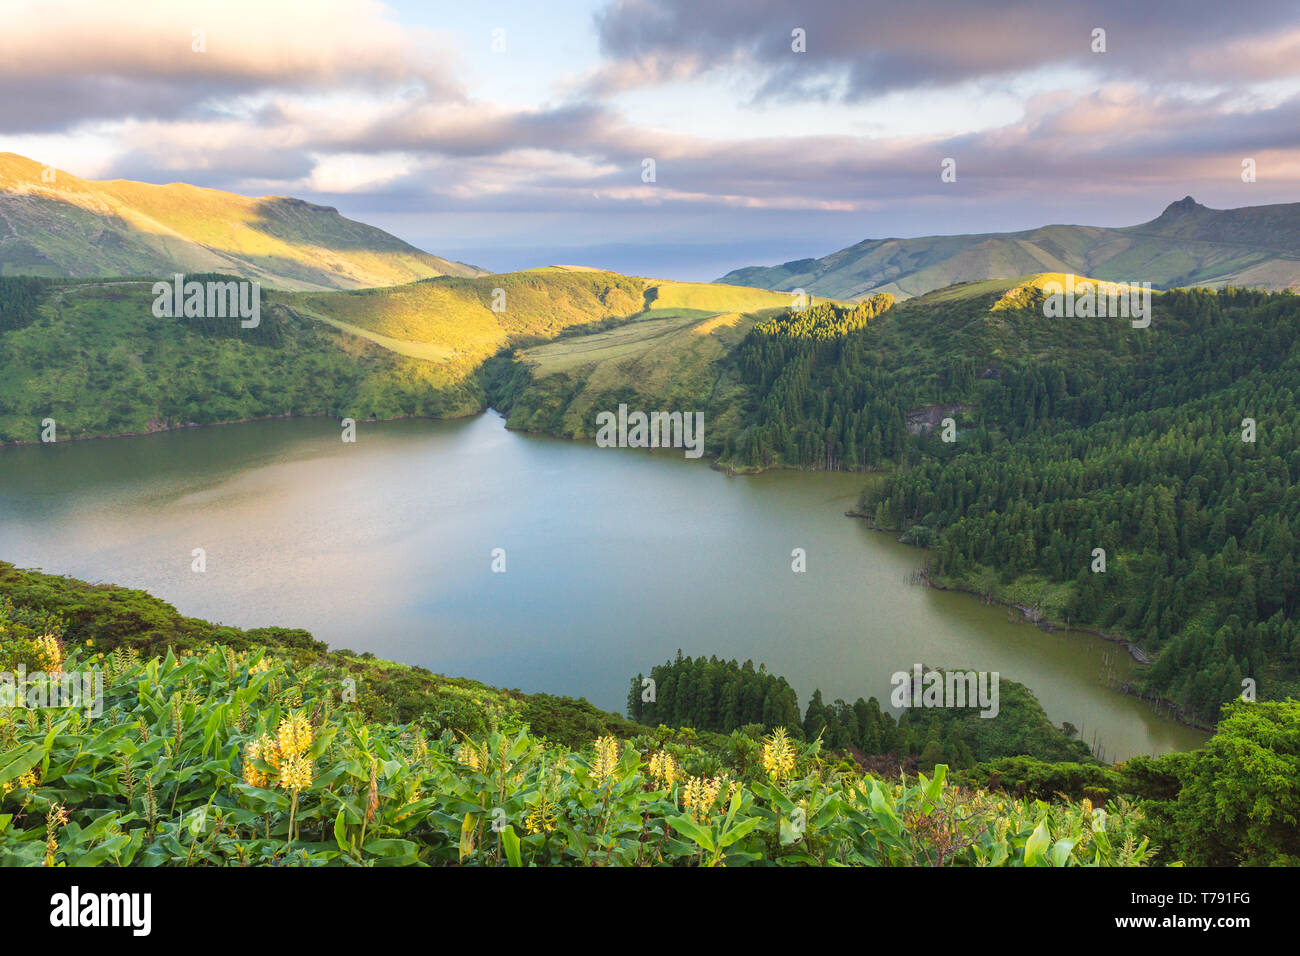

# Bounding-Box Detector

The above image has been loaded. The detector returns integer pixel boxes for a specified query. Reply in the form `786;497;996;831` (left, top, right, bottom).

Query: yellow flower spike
456;744;482;772
277;712;312;758
681;775;724;821
524;800;558;834
761;727;797;782
256;733;281;772
36;634;62;675
242;739;268;787
591;736;619;783
648;751;678;789
43;803;70;867
278;753;313;793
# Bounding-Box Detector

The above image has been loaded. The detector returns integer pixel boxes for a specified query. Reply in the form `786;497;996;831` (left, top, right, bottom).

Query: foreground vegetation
1;564;1297;866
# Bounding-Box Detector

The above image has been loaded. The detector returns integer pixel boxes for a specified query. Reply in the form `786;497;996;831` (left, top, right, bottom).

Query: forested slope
716;278;1300;722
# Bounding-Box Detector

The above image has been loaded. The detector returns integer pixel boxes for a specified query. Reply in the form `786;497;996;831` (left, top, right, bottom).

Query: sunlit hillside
0;153;484;291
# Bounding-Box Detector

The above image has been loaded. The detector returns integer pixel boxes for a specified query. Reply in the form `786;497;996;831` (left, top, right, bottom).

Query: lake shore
0;409;483;448
843;508;1215;734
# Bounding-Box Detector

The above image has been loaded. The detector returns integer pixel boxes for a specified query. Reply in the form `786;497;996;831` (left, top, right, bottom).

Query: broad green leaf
1050;837;1077;867
1023;818;1051;867
334;808;350;855
0;743;44;785
459;812;476;861
502;825;522;867
668;815;715;852
718;816;761;848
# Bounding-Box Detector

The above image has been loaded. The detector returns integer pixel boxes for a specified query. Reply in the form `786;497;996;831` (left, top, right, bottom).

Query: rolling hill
0;267;792;443
718;196;1300;300
0;152;484;290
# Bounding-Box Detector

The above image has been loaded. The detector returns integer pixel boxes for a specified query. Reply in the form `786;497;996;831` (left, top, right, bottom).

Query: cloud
0;0;462;132
588;0;1300;99
39;77;1300;225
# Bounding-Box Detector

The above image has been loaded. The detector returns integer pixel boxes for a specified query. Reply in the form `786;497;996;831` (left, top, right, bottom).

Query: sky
3;0;1300;279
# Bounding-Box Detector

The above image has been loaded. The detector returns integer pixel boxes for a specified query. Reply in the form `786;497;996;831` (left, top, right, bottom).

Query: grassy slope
282;269;647;368
0;152;483;291
483;278;798;450
500;306;774;443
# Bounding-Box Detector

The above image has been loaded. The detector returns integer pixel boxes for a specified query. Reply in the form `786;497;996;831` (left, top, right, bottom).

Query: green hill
718;196;1300;300
0;153;484;291
0;269;792;443
0;276;486;442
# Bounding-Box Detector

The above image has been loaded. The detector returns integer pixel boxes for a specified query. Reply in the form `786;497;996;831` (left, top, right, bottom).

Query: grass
644;280;793;313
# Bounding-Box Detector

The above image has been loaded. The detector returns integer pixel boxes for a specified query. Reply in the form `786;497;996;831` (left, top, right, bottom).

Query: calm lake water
0;413;1206;759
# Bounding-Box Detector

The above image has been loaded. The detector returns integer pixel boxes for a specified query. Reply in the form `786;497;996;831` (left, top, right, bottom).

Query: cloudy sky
4;0;1300;278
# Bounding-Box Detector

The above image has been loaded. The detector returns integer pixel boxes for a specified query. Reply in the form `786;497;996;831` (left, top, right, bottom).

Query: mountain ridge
0;152;485;291
718;196;1300;300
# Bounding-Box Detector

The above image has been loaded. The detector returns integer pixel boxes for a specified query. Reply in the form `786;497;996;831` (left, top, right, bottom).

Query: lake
0;412;1207;759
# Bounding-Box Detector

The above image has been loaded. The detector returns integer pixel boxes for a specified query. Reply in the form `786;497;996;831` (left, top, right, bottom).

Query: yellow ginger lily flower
681;775;724;821
242;739;268;787
524;800;558;834
591;736;619;782
761;727;797;782
648;751;678;789
37;634;62;674
277;712;313;758
278;753;313;793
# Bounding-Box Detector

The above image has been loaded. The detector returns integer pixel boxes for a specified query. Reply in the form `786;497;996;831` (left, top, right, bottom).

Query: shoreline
845;509;1215;733
0;408;484;448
